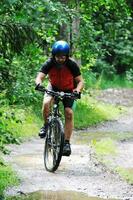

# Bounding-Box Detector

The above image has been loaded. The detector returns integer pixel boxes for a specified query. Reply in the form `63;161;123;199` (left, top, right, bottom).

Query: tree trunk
58;0;81;65
71;0;81;65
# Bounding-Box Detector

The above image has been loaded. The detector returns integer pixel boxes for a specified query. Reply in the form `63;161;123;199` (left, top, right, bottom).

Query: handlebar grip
35;84;40;90
35;84;46;92
73;92;81;99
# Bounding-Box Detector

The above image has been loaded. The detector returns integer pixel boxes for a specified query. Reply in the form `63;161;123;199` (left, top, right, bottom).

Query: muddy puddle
6;191;118;200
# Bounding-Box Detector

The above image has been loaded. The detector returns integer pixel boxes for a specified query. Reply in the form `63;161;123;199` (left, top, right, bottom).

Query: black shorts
62;97;74;108
52;85;74;109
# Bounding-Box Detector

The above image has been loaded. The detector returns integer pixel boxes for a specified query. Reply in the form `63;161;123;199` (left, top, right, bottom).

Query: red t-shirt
40;58;81;91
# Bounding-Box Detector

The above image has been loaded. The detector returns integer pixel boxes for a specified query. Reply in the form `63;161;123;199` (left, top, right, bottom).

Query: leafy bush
0;91;41;154
0;105;21;154
3;44;46;105
126;68;133;83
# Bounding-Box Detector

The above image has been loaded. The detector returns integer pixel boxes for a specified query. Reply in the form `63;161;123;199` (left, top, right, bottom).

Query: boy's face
55;55;67;64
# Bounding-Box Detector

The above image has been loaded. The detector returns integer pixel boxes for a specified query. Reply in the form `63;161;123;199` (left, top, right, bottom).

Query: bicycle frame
52;96;61;117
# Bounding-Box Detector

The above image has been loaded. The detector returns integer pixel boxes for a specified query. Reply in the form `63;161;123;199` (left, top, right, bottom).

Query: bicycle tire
44;118;64;172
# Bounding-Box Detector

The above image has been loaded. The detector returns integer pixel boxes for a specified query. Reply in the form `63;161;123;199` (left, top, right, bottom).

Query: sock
65;140;70;144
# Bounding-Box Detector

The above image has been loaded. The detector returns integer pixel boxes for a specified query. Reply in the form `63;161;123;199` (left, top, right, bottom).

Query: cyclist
35;40;84;156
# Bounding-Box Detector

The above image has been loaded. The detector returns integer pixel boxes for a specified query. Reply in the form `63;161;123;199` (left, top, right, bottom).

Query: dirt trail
4;89;133;199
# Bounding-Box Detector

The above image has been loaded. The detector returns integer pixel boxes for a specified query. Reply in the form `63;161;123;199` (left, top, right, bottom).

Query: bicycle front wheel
44;118;64;172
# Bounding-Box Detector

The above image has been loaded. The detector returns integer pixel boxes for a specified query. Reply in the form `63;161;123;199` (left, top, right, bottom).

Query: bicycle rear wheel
44;118;64;172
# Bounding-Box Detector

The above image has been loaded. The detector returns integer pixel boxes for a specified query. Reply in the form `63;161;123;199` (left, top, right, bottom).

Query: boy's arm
35;72;46;86
74;75;84;93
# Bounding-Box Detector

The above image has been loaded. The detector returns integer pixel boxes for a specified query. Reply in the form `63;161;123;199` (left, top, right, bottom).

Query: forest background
0;0;133;196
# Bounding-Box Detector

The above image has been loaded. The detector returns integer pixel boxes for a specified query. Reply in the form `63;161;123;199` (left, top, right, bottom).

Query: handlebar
35;84;81;99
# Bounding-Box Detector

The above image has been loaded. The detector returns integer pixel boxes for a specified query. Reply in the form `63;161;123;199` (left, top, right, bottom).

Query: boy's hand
73;91;81;99
35;83;41;90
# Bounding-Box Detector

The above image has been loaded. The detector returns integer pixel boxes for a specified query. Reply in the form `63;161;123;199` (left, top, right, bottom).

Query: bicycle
36;85;80;172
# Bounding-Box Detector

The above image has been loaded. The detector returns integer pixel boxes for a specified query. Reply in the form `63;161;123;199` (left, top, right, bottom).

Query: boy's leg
63;107;73;156
64;107;73;141
42;95;53;123
39;83;53;138
42;82;53;122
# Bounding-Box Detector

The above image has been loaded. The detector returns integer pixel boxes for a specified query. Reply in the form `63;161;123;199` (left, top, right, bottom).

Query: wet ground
6;190;118;200
4;89;133;200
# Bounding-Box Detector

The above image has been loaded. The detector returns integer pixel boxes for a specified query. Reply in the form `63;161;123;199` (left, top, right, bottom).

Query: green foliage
0;101;41;154
126;68;133;83
116;167;133;184
99;75;133;89
0;94;21;153
79;0;133;79
91;138;117;156
0;163;19;198
0;0;74;59
82;70;133;89
0;108;21;154
9;44;45;105
74;95;121;129
1;0;133;108
90;132;133;184
1;44;45;105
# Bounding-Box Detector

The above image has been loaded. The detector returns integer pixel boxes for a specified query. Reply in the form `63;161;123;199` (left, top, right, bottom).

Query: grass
0;106;42;198
83;72;133;90
91;138;117;156
91;134;133;184
74;94;123;129
116;167;133;184
0;159;19;198
1;106;41;140
91;138;118;166
99;75;133;89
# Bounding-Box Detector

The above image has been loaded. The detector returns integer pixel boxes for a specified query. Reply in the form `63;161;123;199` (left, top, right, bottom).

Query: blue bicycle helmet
52;40;70;56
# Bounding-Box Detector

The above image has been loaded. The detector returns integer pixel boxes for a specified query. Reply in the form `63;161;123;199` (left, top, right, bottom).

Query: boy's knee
42;99;51;113
65;108;73;120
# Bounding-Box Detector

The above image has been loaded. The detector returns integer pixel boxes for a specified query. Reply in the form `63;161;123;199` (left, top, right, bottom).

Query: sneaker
39;125;48;138
62;141;71;156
